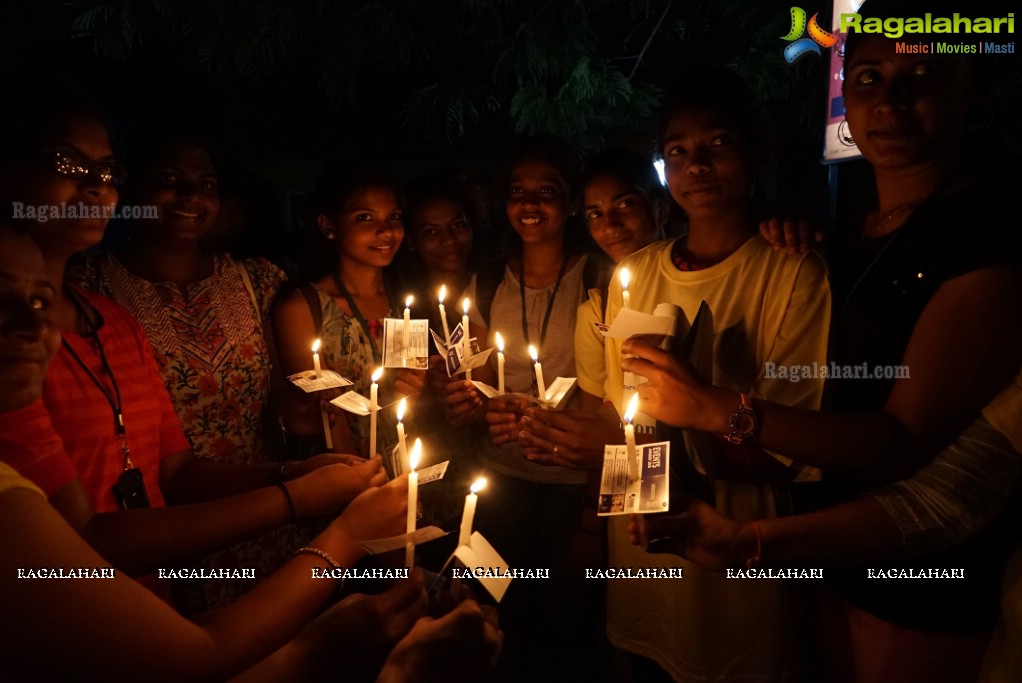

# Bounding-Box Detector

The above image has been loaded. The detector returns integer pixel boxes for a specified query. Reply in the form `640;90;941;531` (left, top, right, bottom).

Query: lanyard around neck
518;255;570;349
61;287;132;469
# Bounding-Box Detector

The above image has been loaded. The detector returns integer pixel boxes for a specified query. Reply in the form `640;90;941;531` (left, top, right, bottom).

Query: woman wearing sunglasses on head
0;101;390;603
0;215;500;682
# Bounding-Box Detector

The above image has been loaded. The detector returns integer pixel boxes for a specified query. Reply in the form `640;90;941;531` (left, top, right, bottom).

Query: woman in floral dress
73;133;300;613
274;162;425;465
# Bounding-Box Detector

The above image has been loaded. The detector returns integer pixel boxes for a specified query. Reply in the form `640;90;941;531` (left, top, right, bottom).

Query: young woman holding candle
392;176;492;538
519;148;669;467
0;104;384;600
458;136;591;518
401;176;478;430
439;136;596;680
398;179;487;531
568;69;832;682
69;131;305;613
274;162;426;462
621;3;1022;678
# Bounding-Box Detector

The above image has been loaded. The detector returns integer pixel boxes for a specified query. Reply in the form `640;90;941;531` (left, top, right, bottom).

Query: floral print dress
314;286;400;463
74;252;304;613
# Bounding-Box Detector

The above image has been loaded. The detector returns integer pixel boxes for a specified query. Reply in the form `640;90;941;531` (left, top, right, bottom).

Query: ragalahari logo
781;7;838;63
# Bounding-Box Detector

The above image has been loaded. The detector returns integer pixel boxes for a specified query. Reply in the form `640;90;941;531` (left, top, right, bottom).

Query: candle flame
462;297;470;315
495;332;504;352
470;477;487;494
620;267;630;290
624;392;639;423
410;438;422;471
528;344;539;362
405;295;414;308
311;338;321;353
371;366;383;383
438;284;447;303
397;397;407;422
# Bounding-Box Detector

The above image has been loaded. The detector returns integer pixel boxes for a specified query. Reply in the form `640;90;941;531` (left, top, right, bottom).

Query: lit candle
458;477;487;547
529;344;546;402
624;392;639;481
369;367;382;457
620;267;631;309
396;397;409;475
312;338;332;448
438;284;452;348
405;438;421;568
462;297;472;381
495;332;506;394
311;338;322;379
403;295;413;367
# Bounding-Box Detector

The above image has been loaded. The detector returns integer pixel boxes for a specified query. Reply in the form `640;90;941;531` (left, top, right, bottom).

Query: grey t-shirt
467;255;589;485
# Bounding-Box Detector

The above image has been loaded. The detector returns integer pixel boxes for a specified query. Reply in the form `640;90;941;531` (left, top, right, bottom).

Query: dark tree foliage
64;0;827;153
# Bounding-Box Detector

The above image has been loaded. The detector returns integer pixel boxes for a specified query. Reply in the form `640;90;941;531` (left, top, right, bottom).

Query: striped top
0;399;76;496
42;285;189;512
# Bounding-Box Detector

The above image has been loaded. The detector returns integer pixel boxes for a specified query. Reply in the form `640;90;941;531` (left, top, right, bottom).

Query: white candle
321;409;333;450
495;332;505;394
458;477;487;547
403;295;413;367
624;392;639;481
396;397;409;476
311;338;322;379
312;338;332;448
529;344;546;402
620;267;631;309
461;297;472;381
369;367;382;457
405;438;421;568
438;284;452;349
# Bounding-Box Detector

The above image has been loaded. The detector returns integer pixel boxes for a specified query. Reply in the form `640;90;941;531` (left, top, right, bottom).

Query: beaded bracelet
276;482;297;523
294;546;345;593
744;522;763;570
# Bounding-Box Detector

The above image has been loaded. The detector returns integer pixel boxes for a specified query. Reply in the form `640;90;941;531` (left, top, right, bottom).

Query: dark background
3;0;1018;240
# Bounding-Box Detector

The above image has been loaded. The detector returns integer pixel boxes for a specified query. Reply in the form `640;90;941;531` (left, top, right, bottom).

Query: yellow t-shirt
601;236;831;681
0;461;44;497
575;288;608;399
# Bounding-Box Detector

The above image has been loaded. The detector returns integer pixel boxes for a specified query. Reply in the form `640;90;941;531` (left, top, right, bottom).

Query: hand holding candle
369;367;382;457
624;392;639;481
438;284;452;348
405;438;422;568
461;297;472;380
529;344;546;402
495;332;506;394
403;295;413;366
458;477;487;547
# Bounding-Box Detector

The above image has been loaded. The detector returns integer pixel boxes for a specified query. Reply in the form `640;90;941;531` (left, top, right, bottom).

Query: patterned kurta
73;252;303;613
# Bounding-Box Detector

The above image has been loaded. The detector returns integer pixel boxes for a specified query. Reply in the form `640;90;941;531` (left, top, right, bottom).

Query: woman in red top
0;103;389;585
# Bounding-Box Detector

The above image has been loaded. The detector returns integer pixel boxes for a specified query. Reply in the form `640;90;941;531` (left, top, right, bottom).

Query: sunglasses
43;151;127;186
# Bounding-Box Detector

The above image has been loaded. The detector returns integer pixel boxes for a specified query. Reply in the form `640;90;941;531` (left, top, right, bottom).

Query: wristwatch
724;393;759;444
